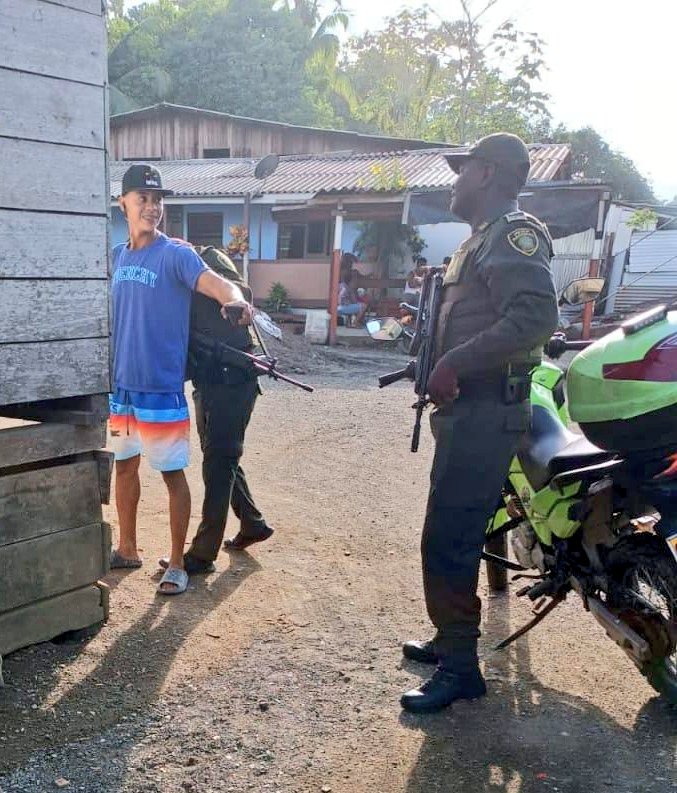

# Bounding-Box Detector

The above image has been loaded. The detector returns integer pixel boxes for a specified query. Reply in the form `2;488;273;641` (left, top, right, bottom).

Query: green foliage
543;125;655;202
360;162;408;192
106;0;652;199
343;5;549;142
107;0;350;124
266;282;292;313
353;222;426;276
626;208;659;231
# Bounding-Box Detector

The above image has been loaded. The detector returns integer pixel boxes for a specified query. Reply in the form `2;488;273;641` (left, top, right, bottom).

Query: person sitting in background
337;269;368;326
403;257;428;305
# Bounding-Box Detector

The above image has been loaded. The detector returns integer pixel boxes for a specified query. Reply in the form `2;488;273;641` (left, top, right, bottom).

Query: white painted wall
417;222;471;268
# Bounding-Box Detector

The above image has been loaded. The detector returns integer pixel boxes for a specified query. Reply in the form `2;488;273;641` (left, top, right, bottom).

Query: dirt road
1;349;675;792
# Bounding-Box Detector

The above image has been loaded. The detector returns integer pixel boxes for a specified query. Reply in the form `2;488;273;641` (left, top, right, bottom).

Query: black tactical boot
224;524;274;551
400;668;487;713
402;639;438;665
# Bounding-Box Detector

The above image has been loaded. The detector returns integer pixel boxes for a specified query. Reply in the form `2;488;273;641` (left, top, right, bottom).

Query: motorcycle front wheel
605;533;677;705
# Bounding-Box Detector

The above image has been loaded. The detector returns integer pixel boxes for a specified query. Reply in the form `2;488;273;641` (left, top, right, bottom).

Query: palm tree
278;0;356;118
107;1;182;115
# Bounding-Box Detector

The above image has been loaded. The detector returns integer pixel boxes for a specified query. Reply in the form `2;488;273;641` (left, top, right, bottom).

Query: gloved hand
221;300;254;326
428;355;460;406
544;332;568;359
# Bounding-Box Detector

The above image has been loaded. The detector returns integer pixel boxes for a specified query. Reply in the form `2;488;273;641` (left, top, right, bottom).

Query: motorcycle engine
511;522;546;572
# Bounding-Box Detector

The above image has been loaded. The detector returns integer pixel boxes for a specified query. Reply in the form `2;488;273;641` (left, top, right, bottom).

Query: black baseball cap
445;133;531;186
121;164;174;196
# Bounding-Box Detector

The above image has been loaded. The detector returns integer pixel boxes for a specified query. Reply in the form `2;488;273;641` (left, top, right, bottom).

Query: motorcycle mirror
560;277;605;306
366;317;404;341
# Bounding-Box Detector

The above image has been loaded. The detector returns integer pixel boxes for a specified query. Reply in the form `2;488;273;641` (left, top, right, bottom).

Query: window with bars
277;221;330;259
187;212;223;248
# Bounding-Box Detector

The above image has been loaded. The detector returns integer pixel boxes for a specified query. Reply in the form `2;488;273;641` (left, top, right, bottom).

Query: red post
581;259;600;340
328;210;344;346
582;192;610;340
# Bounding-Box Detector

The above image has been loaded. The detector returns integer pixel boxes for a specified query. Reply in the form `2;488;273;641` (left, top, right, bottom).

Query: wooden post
581;192;611;340
328;208;344;346
242;192;251;282
581;258;600;339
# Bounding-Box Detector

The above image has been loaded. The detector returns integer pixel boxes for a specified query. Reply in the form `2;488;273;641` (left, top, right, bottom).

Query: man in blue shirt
110;164;252;595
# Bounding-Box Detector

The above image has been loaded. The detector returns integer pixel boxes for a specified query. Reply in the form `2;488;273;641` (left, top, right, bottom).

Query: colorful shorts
109;389;190;472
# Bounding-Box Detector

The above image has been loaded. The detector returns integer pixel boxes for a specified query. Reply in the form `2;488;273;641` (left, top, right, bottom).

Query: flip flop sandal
110;550;143;569
157;567;189;596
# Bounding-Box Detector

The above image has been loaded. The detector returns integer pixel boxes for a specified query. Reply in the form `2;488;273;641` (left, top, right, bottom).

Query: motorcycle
370;286;677;705
366;302;418;354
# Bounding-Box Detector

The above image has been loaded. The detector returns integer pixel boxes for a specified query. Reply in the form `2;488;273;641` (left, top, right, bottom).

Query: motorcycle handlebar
564;340;593;350
544;335;593;359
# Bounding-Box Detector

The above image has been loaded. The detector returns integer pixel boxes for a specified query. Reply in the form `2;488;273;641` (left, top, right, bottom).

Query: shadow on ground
402;594;677;793
0;555;261;775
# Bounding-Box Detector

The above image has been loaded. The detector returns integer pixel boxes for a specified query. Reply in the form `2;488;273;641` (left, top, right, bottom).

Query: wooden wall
110;112;434;160
0;0;110;406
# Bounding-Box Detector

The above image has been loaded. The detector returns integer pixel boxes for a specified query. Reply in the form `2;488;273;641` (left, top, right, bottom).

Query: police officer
167;246;273;575
400;133;559;713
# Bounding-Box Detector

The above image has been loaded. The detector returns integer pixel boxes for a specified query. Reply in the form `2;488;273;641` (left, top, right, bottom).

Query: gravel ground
0;343;675;793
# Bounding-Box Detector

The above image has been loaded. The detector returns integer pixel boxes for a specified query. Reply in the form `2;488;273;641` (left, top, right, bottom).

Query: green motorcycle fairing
488;361;583;546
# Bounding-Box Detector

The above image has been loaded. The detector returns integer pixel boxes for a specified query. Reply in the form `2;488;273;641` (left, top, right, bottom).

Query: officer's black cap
121;164;174;196
445;133;531;187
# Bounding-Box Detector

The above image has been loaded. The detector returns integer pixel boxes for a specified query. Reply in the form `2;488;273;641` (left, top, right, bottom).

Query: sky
124;0;676;200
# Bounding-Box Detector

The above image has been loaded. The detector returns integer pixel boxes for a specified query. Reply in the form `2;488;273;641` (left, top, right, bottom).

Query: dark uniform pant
186;379;265;563
423;392;530;671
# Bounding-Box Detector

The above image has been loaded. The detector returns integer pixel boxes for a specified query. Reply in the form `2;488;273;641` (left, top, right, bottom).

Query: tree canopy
107;0;654;201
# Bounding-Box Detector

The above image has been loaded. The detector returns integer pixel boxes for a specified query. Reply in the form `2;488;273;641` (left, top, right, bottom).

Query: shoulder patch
507;227;539;257
443;246;469;284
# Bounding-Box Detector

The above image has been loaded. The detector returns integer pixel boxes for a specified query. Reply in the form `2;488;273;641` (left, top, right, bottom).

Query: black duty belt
459;363;535;404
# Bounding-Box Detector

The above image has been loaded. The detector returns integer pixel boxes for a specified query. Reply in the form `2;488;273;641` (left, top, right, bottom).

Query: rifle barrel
252;361;314;393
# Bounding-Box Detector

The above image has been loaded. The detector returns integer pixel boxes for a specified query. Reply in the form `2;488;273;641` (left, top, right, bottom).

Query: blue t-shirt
111;233;208;393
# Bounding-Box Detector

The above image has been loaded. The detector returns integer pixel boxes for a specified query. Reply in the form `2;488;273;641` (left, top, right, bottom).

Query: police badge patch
507;227;539;256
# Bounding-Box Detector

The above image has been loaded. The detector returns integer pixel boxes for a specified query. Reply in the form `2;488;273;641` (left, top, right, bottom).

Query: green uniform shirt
436;209;559;376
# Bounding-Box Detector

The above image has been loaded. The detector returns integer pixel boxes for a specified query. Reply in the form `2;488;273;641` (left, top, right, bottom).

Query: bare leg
160;469;191;592
115;455;142;561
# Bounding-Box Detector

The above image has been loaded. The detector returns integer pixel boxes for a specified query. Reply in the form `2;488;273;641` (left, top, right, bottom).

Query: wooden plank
0;0;106;85
0;138;107;215
96;450;114;505
0;522;108;613
0;338;109;405
0;393;109;426
0;422;106;469
0;459;102;547
0;69;105;148
0;280;108;343
0;584;106;657
0;211;108;279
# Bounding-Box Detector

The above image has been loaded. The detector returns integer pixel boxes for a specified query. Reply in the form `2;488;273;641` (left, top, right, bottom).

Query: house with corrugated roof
110;143;578;312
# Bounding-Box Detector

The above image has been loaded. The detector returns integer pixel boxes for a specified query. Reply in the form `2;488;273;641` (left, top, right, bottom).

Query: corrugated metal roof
612;231;677;314
110;144;571;199
109;158;263;198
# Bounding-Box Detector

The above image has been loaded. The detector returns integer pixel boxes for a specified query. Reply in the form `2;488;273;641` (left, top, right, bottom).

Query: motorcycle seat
518;405;616;491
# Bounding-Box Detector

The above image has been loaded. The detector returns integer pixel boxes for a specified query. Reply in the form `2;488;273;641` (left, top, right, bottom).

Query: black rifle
378;269;445;452
191;331;314;393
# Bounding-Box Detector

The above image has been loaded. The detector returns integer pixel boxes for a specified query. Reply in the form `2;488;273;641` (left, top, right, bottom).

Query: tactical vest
188;246;256;384
435;211;551;370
